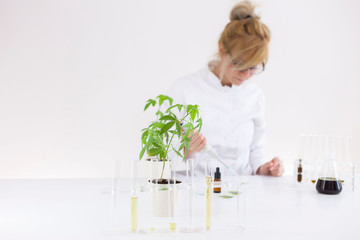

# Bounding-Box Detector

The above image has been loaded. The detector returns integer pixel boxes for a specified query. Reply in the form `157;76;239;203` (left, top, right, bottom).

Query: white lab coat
167;61;267;176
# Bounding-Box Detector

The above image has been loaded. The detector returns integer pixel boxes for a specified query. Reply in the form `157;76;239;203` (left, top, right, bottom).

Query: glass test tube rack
127;156;246;234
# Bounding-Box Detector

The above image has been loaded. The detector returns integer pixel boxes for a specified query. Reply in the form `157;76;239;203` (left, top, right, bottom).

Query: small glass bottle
297;159;303;183
213;167;221;193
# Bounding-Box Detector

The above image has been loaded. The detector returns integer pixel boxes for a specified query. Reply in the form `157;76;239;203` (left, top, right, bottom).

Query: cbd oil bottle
213;167;221;193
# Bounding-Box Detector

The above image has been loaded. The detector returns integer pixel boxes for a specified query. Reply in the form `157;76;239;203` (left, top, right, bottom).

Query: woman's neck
213;63;232;87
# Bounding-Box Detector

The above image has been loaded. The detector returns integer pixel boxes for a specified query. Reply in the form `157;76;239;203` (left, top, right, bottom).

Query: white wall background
0;0;359;178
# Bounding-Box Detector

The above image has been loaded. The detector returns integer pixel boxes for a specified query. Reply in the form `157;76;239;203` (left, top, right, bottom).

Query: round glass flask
316;152;342;194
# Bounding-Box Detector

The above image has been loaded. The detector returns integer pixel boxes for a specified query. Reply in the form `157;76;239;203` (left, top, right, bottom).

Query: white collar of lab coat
206;60;246;92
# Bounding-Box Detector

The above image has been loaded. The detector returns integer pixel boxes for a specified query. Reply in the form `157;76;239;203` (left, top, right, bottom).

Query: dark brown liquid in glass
316;177;342;194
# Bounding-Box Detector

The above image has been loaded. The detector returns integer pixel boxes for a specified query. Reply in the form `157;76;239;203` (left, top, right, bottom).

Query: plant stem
159;110;193;180
160;131;176;180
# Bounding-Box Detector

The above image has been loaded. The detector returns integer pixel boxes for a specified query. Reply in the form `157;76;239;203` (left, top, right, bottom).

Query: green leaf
187;105;195;115
141;130;149;145
190;110;196;121
183;126;191;140
178;141;186;152
156;110;164;118
144;99;156;111
160;121;175;134
175;121;181;136
167;96;173;106
159;115;175;121
153;134;164;144
184;142;190;161
177;104;182;112
165;104;179;112
139;147;146;160
160;150;167;160
144;102;151;111
164;131;169;144
148;147;161;156
151;140;161;148
182;122;193;129
166;103;183;113
157;95;173;107
150;122;165;129
186;105;193;113
145;134;154;150
195;118;203;132
172;146;183;158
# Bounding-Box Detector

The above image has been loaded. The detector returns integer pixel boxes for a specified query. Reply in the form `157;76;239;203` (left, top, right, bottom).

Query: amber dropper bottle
214;167;221;193
297;159;302;183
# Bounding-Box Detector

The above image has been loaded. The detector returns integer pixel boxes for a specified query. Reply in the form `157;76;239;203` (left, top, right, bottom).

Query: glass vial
297;159;303;183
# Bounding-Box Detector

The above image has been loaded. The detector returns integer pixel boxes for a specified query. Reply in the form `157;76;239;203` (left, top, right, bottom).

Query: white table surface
1;175;359;240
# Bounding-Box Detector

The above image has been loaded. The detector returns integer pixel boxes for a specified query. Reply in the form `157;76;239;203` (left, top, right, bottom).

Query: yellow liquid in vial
169;222;176;231
311;180;316;184
131;197;138;232
205;176;212;229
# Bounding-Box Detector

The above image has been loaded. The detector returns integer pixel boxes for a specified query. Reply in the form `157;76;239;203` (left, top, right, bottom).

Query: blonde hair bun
218;0;270;70
230;1;259;21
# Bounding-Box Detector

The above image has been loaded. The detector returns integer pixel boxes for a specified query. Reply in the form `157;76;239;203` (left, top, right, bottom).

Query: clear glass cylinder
204;158;212;230
130;158;138;232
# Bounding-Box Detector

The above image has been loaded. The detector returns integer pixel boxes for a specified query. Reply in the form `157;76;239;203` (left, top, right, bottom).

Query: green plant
139;94;202;180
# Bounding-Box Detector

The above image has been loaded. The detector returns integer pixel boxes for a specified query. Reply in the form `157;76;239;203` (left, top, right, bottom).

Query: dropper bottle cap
215;167;221;179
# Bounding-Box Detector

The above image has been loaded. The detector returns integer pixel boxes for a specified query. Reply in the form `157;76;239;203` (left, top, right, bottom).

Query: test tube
188;158;195;230
347;136;356;191
112;160;121;195
205;158;212;230
298;133;306;160
130;158;138;232
236;183;246;230
169;162;176;231
310;135;319;183
108;160;121;232
149;157;158;231
344;136;355;191
180;157;196;232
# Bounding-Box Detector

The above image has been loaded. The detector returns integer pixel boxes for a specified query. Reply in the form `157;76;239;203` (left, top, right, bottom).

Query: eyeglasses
228;50;265;75
232;59;265;75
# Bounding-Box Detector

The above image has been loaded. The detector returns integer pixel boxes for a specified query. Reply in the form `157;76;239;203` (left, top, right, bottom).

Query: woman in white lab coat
168;1;284;177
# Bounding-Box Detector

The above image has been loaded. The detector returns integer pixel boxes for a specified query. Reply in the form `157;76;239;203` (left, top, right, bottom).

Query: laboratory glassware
130;158;138;232
316;151;342;194
205;158;212;230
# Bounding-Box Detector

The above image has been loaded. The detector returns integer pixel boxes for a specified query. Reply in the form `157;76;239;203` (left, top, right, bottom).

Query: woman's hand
256;157;284;176
184;129;207;158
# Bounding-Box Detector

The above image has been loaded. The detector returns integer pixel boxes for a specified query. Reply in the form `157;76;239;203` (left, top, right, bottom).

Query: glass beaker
316;152;342;194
